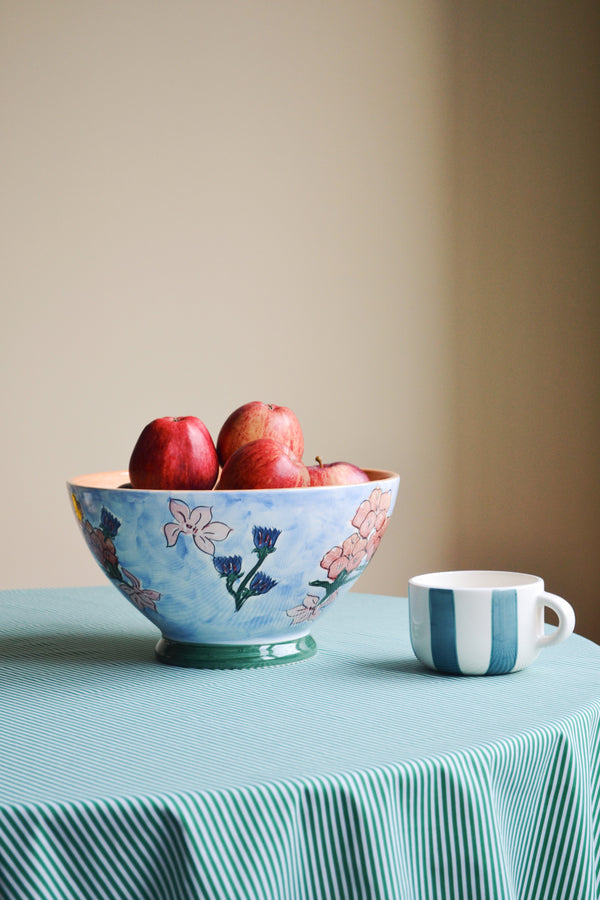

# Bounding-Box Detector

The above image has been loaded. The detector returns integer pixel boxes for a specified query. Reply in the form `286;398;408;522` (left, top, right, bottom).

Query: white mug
408;571;575;675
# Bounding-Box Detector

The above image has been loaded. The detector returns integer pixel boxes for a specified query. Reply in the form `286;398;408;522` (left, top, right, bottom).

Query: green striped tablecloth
0;587;598;899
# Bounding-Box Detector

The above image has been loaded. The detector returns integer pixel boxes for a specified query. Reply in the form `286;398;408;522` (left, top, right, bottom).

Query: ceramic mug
408;571;575;675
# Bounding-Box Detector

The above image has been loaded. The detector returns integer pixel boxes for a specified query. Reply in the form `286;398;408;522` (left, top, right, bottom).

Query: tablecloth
0;587;599;899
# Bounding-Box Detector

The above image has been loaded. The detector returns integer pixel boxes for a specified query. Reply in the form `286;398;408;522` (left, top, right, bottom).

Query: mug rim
408;570;542;591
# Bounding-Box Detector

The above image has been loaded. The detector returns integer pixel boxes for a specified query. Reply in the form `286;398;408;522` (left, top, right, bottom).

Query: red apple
216;401;304;466
307;456;370;486
217;438;310;490
128;416;219;490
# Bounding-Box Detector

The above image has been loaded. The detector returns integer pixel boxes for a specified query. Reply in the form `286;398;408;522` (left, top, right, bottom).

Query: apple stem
315;456;323;468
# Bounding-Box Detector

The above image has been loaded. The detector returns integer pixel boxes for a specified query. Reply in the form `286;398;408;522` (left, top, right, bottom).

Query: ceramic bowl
67;469;399;669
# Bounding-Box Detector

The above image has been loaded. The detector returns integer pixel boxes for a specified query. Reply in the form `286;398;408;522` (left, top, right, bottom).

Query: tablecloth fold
2;702;599;900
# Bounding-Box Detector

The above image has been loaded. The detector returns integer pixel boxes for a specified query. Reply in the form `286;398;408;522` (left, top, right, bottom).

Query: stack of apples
128;402;370;491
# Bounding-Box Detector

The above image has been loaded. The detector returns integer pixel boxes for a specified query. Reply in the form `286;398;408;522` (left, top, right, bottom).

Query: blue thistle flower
248;572;277;596
252;526;281;552
100;507;121;538
213;555;242;577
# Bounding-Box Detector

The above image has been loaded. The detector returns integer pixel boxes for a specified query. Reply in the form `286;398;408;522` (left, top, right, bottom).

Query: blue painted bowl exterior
68;470;399;646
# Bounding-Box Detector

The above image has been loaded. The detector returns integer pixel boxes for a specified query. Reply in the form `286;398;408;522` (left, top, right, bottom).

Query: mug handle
536;592;576;648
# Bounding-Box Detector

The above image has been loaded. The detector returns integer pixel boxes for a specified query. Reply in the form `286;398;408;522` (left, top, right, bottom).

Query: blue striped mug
408;571;575;675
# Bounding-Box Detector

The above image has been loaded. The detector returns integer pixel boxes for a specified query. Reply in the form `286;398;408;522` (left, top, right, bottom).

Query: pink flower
365;515;390;561
287;592;337;625
164;500;232;555
118;569;161;612
320;533;367;581
352;488;392;539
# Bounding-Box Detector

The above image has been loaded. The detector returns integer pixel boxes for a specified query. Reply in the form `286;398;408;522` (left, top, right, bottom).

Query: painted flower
118;568;161;612
320;533;367;581
365;515;391;561
83;519;119;571
248;571;277;596
100;507;121;539
352;488;392;539
287;591;338;625
252;527;281;552
164;500;232;555
213;555;243;577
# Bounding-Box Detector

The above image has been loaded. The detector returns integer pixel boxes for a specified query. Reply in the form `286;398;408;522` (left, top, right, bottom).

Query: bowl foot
155;634;317;669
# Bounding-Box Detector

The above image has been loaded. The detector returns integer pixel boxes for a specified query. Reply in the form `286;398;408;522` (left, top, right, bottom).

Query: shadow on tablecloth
0;630;157;666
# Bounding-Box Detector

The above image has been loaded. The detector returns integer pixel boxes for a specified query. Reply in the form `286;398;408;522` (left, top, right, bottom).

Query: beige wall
452;0;600;642
1;2;598;641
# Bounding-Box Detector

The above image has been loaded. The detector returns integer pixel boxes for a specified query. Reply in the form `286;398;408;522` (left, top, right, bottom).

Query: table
0;587;599;900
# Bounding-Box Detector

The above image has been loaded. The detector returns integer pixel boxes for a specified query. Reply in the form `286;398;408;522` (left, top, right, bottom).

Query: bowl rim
67;469;400;493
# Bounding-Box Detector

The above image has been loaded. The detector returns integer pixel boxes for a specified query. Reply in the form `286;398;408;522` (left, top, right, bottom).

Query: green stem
224;572;243;601
309;567;361;605
107;562;125;583
233;550;267;611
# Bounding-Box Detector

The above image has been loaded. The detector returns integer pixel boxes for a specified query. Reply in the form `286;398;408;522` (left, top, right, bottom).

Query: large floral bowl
67;470;400;669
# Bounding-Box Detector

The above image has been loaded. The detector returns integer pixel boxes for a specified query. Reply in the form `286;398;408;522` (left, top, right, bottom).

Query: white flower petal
121;568;141;589
202;522;232;543
169;499;191;525
189;505;212;528
193;533;215;555
287;606;310;623
164;522;182;547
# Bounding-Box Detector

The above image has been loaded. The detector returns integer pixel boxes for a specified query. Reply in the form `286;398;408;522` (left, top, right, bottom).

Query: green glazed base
155;634;317;669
